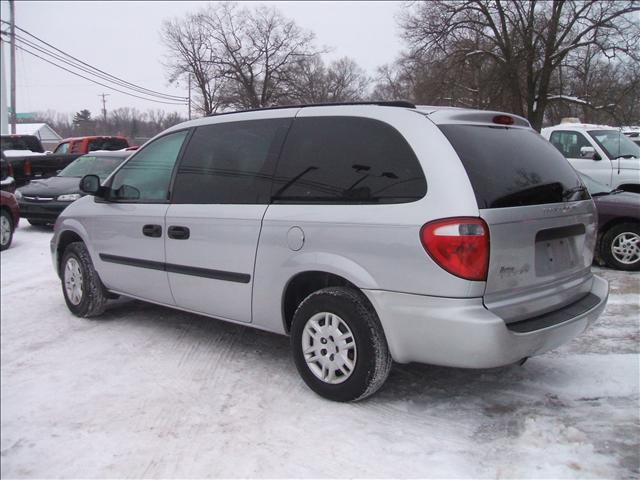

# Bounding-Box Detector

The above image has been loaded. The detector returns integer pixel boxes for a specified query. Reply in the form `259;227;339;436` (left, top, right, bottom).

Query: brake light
23;159;32;176
420;218;489;281
493;115;514;125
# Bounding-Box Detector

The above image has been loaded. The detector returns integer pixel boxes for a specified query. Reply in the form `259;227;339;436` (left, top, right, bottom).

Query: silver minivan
51;102;609;401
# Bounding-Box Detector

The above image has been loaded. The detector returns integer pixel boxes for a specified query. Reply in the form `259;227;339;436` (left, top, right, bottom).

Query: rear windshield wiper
562;185;588;199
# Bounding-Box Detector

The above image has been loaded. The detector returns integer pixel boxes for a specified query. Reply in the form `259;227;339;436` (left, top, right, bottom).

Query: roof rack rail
208;100;416;117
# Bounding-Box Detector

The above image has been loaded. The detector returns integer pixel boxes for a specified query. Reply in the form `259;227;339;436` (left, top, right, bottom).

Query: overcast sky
0;1;404;119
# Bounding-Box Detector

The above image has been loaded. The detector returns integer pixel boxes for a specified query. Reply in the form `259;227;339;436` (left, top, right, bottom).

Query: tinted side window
110;130;188;202
172;119;291;204
439;125;588;209
272;117;426;204
549;131;592;158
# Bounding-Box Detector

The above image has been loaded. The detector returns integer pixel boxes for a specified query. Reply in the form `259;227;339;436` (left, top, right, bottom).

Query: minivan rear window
438;125;588;209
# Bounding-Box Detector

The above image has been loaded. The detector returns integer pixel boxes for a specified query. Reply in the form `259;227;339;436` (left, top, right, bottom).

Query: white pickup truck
541;123;640;193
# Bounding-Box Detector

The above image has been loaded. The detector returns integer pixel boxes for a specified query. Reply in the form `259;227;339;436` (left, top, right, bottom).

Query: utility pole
9;0;16;134
188;73;192;120
99;93;110;122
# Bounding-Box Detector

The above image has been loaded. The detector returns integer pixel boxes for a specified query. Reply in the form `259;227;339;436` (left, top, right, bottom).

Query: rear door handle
142;224;162;238
168;225;190;240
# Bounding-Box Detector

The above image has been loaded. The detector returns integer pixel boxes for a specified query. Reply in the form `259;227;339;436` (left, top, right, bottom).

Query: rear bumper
363;274;608;367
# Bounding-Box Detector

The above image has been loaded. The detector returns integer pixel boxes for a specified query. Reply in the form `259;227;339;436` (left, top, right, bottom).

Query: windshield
588;130;640;159
59;155;127;179
577;172;611;195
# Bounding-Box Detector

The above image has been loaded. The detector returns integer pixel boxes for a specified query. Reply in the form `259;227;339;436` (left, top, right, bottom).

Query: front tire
291;287;392;402
61;242;108;317
600;223;640;271
0;209;14;251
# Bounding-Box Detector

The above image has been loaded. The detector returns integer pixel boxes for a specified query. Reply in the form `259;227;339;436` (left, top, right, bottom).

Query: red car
1;190;20;250
53;136;130;155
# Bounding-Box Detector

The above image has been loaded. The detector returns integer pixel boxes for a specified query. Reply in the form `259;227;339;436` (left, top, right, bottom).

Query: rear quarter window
439;125;588;209
272;116;426;204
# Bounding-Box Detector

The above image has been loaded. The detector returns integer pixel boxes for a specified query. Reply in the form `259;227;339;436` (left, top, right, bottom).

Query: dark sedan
580;173;640;271
16;151;130;226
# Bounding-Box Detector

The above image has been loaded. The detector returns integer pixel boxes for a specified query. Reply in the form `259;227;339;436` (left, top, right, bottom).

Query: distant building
15;123;62;151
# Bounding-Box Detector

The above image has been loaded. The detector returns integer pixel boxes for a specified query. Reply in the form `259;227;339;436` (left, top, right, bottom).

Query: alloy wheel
611;231;640;265
0;215;10;247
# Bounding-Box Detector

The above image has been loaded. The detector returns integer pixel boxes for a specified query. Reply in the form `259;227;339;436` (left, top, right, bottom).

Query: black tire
290;287;392;402
28;219;50;227
600;222;640;271
60;241;108;317
0;209;14;251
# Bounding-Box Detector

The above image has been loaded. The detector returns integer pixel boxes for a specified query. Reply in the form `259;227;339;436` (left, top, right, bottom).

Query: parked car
578;172;640;271
3;150;83;187
541;123;640;193
51;102;608;401
1;190;20;251
16;151;130;226
1;152;16;193
623;128;640;147
53;136;130;155
0;134;45;153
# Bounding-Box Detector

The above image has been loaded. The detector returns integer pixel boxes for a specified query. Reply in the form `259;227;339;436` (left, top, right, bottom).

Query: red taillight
493;114;514;125
420;218;489;281
23;160;32;176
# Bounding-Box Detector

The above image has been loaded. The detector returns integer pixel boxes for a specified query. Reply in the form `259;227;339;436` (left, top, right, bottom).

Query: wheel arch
281;270;375;334
55;220;92;278
598;216;640;235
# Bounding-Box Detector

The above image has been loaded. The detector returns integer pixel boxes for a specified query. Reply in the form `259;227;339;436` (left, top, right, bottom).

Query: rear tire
600;223;640;271
290;287;392;402
61;242;108;317
0;209;13;251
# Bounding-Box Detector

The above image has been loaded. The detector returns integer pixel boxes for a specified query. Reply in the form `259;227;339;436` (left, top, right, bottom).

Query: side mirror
79;174;102;196
580;146;599;160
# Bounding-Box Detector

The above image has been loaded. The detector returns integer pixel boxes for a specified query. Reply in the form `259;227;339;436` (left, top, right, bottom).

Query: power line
12;43;188;105
0;19;187;102
11;32;185;103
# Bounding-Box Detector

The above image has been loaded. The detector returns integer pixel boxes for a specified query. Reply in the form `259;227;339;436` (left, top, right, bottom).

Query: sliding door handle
142;224;162;238
168;225;190;240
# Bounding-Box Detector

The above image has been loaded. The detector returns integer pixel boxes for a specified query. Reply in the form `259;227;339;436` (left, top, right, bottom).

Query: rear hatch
437;119;597;323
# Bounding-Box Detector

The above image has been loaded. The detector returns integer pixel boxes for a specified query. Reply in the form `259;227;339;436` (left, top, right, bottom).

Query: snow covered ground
1;223;638;478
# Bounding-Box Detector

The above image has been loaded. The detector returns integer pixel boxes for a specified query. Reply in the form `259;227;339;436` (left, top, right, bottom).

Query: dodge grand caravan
51;102;609;401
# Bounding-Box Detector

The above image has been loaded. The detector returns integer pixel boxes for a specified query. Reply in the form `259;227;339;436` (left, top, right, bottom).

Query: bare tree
162;12;227;115
29;109;186;142
162;3;319;113
399;0;640;130
284;56;369;103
